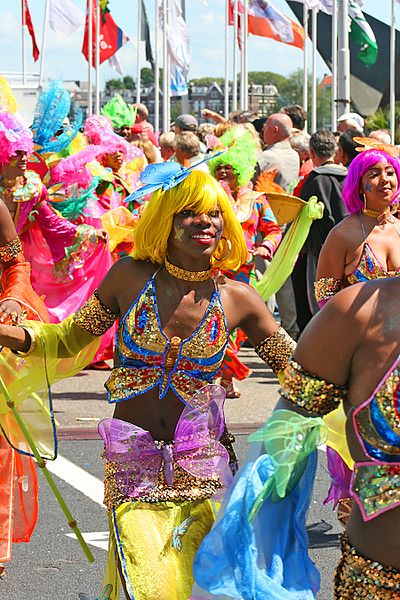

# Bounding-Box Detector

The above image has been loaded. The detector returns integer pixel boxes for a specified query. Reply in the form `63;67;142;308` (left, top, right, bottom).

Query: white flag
160;0;191;96
49;0;85;37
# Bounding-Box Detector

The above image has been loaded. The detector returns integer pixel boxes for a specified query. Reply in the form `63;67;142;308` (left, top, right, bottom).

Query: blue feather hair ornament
32;80;82;154
124;150;225;203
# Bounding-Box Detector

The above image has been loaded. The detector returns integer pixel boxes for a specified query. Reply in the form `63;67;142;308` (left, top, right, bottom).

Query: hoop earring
361;192;367;213
213;237;232;262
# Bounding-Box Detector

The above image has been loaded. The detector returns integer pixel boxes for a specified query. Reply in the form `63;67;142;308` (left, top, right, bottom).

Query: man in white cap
336;112;364;133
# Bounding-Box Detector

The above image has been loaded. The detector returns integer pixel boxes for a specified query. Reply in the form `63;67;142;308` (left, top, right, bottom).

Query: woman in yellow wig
0;165;295;600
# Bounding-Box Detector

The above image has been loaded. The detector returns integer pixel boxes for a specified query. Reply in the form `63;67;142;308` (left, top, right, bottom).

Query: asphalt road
0;350;341;600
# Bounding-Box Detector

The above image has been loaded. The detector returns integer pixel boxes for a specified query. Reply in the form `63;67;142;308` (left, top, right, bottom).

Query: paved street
0;349;341;599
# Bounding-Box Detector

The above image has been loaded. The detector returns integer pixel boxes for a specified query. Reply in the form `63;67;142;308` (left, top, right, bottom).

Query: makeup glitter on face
173;226;185;243
365;182;372;192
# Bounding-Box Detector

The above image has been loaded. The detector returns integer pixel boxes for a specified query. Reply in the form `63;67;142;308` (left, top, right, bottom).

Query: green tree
248;71;286;89
365;104;400;143
105;78;123;92
141;67;154;86
122;75;135;90
189;77;224;87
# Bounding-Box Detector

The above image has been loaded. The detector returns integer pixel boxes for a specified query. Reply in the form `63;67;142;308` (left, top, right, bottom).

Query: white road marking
66;531;109;551
46;453;104;506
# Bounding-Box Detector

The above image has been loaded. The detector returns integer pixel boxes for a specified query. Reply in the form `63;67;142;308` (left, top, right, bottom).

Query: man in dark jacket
292;129;348;332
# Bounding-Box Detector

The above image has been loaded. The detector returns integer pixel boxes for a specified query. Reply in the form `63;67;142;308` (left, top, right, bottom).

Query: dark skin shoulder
0;199;19;245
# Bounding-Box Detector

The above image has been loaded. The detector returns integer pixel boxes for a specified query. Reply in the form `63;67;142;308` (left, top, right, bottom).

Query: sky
0;0;392;89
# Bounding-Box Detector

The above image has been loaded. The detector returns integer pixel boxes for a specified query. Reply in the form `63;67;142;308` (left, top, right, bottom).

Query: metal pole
224;0;229;118
154;0;160;131
239;1;245;109
243;0;248;111
337;0;350;117
232;0;238;111
311;7;317;132
162;0;169;131
136;0;142;103
88;0;93;115
302;4;308;130
331;0;338;129
390;0;396;142
38;0;50;88
22;0;27;85
95;0;100;114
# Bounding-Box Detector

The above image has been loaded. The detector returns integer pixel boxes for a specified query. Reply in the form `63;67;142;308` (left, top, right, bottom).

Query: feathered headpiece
101;94;137;131
50;145;108;189
0;112;34;165
0;77;18;114
84;114;128;155
207;127;259;188
32;80;82;154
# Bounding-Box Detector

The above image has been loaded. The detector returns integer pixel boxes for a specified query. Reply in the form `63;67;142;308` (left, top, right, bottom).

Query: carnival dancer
314;144;400;522
194;275;400;599
208;127;282;397
0;199;49;572
0;163;296;600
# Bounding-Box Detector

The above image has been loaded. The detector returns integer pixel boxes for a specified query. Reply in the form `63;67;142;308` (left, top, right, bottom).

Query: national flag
22;0;40;61
82;0;130;66
349;0;378;65
49;0;85;36
141;0;154;69
229;1;304;50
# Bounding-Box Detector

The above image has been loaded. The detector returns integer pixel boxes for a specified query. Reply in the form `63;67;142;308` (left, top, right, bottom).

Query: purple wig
342;149;400;214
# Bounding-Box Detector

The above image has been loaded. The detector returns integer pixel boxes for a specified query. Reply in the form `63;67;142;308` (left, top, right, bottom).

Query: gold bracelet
254;326;296;374
73;290;119;336
11;326;37;357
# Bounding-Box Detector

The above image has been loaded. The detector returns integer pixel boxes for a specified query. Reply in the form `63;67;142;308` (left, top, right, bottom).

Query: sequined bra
105;271;229;404
351;355;400;521
346;215;400;285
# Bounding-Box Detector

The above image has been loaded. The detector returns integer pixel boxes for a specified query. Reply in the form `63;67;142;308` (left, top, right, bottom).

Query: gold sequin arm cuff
281;359;346;416
73;290;119;336
0;237;23;263
314;277;341;303
254;326;296;374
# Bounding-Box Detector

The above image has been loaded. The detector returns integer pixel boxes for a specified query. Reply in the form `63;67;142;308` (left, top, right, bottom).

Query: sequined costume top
105;269;229;404
315;214;400;305
351;355;400;520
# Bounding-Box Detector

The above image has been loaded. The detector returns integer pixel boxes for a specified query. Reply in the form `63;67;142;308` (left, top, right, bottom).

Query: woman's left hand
96;229;109;243
253;245;273;260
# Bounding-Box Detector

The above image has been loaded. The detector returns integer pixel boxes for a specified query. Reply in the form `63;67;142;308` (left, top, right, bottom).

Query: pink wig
0;112;34;165
342;149;400;213
84;114;128;156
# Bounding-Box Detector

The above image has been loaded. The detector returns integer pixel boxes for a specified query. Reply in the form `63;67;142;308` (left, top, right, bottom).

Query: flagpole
88;0;93;115
232;0;238;112
239;1;245;110
311;7;317;132
22;0;27;85
162;0;169;132
337;0;350;117
331;0;338;130
154;0;160;131
38;0;50;88
390;0;396;142
95;0;101;114
243;0;248;111
224;0;229;118
137;0;142;103
302;4;308;131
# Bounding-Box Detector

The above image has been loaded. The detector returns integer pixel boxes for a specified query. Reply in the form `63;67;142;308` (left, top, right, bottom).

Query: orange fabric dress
0;241;48;562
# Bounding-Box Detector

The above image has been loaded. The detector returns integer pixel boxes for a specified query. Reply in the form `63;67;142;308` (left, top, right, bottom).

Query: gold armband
73;290;119;336
314;277;341;303
0;237;23;263
280;359;346;416
254;326;296;375
12;325;37;357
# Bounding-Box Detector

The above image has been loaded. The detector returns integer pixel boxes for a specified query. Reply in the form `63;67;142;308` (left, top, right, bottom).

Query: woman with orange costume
0;198;48;572
0;164;295;599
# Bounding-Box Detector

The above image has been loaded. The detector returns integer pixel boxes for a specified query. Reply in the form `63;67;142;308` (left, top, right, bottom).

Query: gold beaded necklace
164;257;212;281
362;202;399;220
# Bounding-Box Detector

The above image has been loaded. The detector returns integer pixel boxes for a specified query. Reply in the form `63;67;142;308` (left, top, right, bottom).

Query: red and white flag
229;0;304;49
22;0;40;61
82;0;129;66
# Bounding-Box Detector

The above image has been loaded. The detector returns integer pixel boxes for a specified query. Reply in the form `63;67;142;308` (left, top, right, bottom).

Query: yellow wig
133;170;248;271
